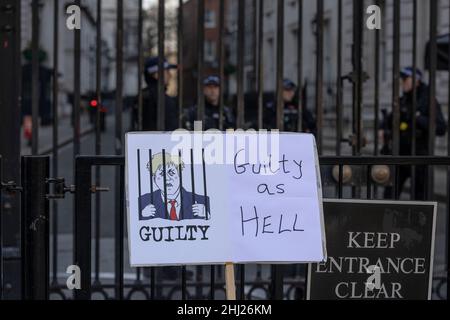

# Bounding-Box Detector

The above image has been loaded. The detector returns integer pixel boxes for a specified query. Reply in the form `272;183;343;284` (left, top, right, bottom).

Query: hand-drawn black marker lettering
278;214;291;234
252;164;262;174
276;184;285;194
268;154;280;174
241;206;259;237
280;154;290;174
292;160;303;180
234;149;249;174
293;214;304;232
257;183;275;195
262;216;274;234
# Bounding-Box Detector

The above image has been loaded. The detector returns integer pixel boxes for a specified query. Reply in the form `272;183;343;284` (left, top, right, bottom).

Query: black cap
400;67;422;80
283;78;296;90
203;75;220;86
144;57;177;75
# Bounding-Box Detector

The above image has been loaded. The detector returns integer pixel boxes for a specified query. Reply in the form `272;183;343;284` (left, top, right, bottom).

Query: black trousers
384;165;427;200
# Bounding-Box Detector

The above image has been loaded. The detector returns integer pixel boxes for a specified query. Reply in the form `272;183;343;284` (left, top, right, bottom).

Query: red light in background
90;100;98;107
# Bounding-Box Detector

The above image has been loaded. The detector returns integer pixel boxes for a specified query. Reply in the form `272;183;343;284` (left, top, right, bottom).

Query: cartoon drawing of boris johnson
138;152;210;221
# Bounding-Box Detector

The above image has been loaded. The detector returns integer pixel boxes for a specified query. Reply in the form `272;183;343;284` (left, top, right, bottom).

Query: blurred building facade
225;0;450;153
20;0;141;116
182;0;228;107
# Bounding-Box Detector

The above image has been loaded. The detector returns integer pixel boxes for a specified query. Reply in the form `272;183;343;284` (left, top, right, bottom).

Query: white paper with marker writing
229;134;326;263
125;132;326;266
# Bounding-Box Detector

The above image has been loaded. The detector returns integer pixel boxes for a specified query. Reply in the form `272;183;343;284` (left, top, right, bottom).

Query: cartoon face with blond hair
139;153;210;221
149;153;183;198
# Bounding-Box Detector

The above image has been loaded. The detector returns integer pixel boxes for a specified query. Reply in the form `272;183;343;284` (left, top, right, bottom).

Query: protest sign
307;199;437;300
125;131;326;267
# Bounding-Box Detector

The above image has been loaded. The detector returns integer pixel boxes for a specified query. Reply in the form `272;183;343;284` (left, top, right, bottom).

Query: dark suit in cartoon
139;188;210;220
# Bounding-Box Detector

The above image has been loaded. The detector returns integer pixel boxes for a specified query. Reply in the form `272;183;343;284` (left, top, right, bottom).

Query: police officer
134;57;179;131
264;79;316;134
184;76;235;130
137;57;182;281
379;67;447;199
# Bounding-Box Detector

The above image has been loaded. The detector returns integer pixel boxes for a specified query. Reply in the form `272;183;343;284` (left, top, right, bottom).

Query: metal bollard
21;156;49;300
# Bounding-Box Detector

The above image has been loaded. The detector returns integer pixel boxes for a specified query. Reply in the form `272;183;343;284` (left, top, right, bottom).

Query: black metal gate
1;155;449;300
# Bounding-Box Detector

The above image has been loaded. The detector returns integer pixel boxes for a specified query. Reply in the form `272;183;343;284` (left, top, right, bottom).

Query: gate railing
64;156;450;300
1;155;450;300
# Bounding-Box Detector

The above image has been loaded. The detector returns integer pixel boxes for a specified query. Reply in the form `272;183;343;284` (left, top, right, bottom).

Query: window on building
205;40;216;63
265;0;275;17
205;10;216;28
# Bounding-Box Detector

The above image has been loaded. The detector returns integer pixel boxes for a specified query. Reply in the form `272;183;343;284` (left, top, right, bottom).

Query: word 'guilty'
234;150;303;180
139;225;210;242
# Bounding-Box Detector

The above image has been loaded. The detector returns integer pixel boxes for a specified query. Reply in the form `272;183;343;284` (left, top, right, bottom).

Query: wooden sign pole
225;262;236;300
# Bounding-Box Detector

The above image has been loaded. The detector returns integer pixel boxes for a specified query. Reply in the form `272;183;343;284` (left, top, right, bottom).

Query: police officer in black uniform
264;79;316;134
380;67;447;199
184;76;235;130
138;58;183;281
263;79;317;290
134;57;179;131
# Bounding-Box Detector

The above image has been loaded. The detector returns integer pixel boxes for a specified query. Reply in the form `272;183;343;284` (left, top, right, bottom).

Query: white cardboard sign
125;131;326;266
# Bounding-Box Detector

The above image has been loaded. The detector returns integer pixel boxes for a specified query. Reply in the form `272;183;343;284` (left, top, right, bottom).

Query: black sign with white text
307;200;436;300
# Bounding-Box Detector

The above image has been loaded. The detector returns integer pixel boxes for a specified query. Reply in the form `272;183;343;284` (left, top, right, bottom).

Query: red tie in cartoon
169;200;177;221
